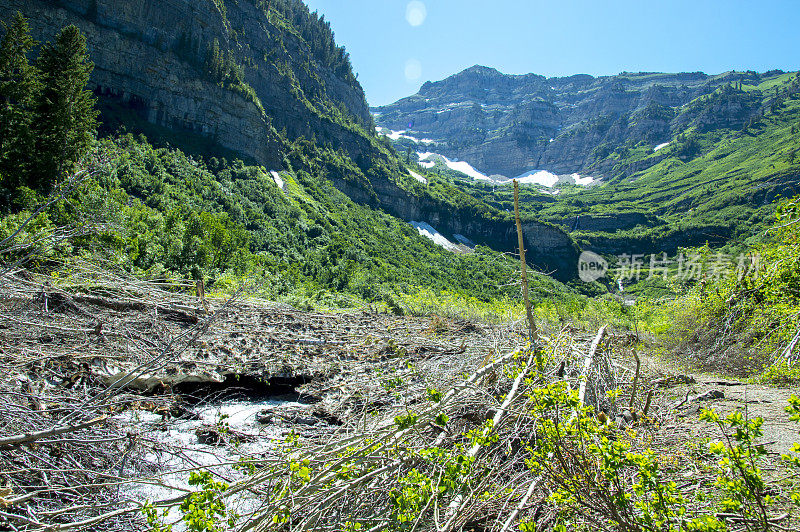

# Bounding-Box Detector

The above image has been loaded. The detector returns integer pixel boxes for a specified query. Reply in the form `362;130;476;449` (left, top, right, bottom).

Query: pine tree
0;12;39;196
32;25;98;192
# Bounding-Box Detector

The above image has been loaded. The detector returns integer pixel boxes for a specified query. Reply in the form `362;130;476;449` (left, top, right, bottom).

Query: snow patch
514;170;559;188
570;173;595;186
409;170;428;184
416;152;490;181
411;221;461;252
444;158;490;181
377;128;435;145
654;142;670;152
270;171;285;190
416;151;597;189
410;222;474;253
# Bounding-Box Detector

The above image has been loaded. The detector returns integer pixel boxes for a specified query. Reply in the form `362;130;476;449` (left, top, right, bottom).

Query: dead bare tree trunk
513;180;540;370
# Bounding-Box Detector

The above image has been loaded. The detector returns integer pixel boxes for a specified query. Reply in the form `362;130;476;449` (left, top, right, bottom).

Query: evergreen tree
33;25;98;192
0;12;39;196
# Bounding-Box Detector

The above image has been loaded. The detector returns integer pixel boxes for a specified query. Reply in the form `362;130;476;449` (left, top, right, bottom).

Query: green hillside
447;72;800;255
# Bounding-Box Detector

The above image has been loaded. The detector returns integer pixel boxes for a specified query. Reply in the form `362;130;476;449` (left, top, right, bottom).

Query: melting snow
570;173;595;186
409;170;428;184
411;221;460;251
416;152;490;181
410;221;474;253
117;399;304;530
415;151;597;189
444;158;490;181
377;128;436;145
270;171;285;190
654;142;670;152
514;170;559;187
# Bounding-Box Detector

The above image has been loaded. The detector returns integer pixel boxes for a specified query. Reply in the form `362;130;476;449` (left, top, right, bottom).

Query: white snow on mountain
415;151;597;189
416;152;491;181
571;173;594;186
376;127;436;145
654;142;670;151
270;171;285;191
514;170;559;187
444;158;490;181
409;170;428;184
410;221;461;252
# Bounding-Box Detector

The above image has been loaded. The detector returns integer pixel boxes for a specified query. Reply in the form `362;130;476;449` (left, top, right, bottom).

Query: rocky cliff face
1;2;582;277
374;66;770;178
0;0;372;168
331;170;580;280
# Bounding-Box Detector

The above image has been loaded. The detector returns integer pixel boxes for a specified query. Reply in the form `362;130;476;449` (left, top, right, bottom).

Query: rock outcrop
374;66;771;178
0;2;583;275
0;0;373;168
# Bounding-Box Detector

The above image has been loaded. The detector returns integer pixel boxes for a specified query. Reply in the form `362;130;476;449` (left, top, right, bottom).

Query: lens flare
404;59;422;82
406;1;427;27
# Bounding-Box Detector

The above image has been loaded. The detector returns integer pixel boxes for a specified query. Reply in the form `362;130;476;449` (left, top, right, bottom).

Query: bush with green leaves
144;471;237;532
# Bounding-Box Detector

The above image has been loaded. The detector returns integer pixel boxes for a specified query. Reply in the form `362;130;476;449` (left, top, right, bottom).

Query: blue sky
301;0;800;107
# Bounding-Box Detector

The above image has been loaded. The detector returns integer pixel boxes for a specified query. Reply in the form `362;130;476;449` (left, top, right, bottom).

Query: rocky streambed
0;270;525;529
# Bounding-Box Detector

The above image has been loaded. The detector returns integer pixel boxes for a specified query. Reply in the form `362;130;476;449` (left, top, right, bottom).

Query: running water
116;398;310;528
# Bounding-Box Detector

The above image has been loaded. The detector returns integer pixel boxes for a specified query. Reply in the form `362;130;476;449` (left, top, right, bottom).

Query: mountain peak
461;65;503;76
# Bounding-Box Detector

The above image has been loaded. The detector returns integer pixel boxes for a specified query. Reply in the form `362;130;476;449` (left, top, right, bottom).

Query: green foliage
180;470;237;531
662;195;800;376
33;24;98;191
144;471;237;532
258;0;357;85
700;408;773;527
0;15;98;198
393;413;418;430
0;12;39;199
524;383;800;531
524;382;715;531
784;395;800;506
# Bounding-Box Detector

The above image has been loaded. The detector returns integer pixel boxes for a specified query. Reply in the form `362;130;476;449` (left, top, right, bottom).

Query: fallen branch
578;325;607;407
0;416;107;450
440;346;538;532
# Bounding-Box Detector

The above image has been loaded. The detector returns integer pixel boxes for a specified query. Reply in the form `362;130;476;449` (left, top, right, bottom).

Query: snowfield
514;170;559;187
270;170;285;191
571;173;594;186
416;152;491;181
410;221;473;253
409;170;428;184
654;142;670;151
376;127;436;145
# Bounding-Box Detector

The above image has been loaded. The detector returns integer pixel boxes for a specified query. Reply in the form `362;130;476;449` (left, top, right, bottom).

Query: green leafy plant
179;470;237;532
783;394;800;506
525;382;725;531
701;408;772;528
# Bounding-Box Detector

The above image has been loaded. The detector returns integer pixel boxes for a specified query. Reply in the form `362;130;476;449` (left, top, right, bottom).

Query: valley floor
1;266;798;531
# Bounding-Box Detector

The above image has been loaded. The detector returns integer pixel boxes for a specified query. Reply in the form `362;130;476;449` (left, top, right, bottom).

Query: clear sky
301;0;800;107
